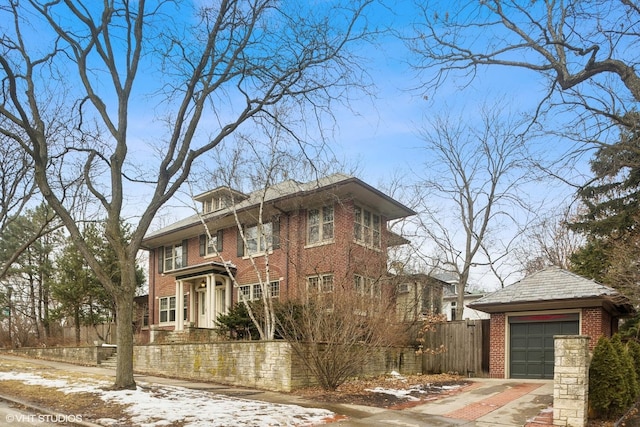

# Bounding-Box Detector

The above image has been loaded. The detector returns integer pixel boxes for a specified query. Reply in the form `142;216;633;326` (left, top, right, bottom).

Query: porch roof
162;261;236;280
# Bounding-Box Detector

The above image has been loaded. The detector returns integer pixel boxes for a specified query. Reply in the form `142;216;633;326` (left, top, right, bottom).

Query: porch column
175;280;185;331
188;283;195;326
224;276;232;312
208;274;216;328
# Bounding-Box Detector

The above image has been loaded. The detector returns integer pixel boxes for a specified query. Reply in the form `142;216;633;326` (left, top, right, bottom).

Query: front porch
164;261;235;333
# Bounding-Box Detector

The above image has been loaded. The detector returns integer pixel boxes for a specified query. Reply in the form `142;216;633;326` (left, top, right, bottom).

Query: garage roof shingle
472;266;620;306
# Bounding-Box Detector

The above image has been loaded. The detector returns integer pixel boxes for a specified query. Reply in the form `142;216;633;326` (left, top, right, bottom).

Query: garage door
509;314;579;379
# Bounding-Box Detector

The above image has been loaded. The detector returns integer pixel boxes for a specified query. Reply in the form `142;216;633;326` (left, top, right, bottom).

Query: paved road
0;398;79;426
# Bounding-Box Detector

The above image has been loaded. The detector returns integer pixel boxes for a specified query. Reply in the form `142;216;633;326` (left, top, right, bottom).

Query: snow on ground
0;371;335;426
365;372;464;402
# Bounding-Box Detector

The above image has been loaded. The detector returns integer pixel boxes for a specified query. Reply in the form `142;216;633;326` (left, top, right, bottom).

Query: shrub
215;302;259;340
611;334;639;406
627;339;640;387
590;336;630;418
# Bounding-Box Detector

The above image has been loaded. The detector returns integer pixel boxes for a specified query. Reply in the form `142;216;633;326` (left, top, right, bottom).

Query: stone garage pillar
553;335;590;427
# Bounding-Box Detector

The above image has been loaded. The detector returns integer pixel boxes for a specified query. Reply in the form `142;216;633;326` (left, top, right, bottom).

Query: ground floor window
159;296;176;323
308;274;334;293
159;295;188;323
238;281;280;301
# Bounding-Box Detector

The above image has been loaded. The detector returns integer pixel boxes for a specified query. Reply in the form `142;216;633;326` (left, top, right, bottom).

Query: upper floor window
236;218;280;257
307;206;334;244
199;230;223;256
245;223;272;255
354;206;381;249
164;243;183;271
203;196;230;213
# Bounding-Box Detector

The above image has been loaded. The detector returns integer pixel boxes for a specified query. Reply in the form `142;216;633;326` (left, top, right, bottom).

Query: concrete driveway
333;379;554;427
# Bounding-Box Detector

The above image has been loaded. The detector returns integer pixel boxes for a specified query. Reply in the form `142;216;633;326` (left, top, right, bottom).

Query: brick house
469;266;635;379
141;173;415;335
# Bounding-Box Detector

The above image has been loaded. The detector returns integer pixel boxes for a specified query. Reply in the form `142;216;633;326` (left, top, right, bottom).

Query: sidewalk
0;354;553;426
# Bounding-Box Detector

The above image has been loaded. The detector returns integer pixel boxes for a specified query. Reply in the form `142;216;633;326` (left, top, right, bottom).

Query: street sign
1;307;8;317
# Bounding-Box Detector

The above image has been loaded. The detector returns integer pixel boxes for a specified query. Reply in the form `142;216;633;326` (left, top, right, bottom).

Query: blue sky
3;0;597;289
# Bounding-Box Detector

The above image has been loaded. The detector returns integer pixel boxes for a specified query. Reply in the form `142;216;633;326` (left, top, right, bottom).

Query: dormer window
195;187;247;214
203;196;230;213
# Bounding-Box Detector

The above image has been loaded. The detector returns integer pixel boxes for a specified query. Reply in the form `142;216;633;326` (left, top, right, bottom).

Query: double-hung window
159;296;187;323
308;274;334;293
164;243;183;271
354;206;381;249
159;296;176;323
307;206;334;244
244;223;272;256
354;275;381;298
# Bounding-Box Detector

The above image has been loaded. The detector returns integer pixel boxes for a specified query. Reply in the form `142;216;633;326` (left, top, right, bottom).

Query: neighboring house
394;274;445;322
141;173;415;335
394;272;489;322
469;266;635;380
441;283;489;321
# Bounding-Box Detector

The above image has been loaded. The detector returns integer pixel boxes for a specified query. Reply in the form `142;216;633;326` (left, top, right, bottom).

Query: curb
0;393;104;427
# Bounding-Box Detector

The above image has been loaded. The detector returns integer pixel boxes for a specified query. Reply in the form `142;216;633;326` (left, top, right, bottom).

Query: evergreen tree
570;125;640;302
52;222;145;344
590;336;629;418
611;334;639;406
627;340;640;388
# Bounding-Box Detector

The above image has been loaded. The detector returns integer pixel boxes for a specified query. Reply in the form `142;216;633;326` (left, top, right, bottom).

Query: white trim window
354;275;381;298
239;281;280;301
164;243;183;271
159;296;176;323
308;274;334;293
245;223;272;255
354;206;381;249
307;206;334;244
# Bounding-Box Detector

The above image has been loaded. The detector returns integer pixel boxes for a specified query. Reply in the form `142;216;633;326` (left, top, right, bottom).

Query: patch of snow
365;387;420;401
366;382;464;401
0;371;335;426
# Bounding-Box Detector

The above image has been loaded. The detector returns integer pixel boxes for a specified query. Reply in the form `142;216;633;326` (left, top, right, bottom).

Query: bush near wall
589;334;640;419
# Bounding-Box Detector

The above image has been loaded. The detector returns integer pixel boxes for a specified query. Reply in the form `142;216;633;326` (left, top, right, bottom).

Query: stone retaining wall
2;345;116;365
2;342;419;392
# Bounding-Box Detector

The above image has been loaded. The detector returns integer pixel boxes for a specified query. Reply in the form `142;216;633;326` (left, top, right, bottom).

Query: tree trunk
113;288;136;390
74;309;81;345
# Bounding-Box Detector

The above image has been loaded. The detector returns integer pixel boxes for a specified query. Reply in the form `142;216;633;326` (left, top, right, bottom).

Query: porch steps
100;352;117;369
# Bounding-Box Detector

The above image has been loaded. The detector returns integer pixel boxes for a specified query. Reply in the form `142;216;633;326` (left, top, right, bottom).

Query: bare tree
0;1;373;389
514;205;584;275
414;105;531;318
408;0;640;148
276;278;403;390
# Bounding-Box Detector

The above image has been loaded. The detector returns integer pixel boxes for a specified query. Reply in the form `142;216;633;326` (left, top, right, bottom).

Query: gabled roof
469;266;635;317
142;173;416;248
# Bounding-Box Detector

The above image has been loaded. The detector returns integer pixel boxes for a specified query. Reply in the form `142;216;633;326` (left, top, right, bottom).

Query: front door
197;289;207;327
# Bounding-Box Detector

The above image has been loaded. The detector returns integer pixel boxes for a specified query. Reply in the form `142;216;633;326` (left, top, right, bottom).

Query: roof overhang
142;176;416;249
470;296;636;318
161;261;236;280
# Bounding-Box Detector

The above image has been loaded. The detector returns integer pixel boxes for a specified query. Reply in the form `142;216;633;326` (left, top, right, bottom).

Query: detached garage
469;266;635;379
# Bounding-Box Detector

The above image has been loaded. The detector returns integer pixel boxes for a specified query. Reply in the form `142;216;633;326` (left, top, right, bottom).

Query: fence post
553;335;590;427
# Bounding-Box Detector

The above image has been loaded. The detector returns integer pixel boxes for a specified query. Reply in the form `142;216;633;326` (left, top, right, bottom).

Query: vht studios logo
6;414;83;423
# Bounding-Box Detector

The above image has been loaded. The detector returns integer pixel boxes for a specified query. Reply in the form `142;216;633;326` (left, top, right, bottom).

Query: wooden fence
420;319;489;377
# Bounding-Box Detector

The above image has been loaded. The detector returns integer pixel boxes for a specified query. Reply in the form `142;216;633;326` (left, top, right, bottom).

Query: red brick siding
581;307;613;350
489;313;506;378
148;198;389;327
